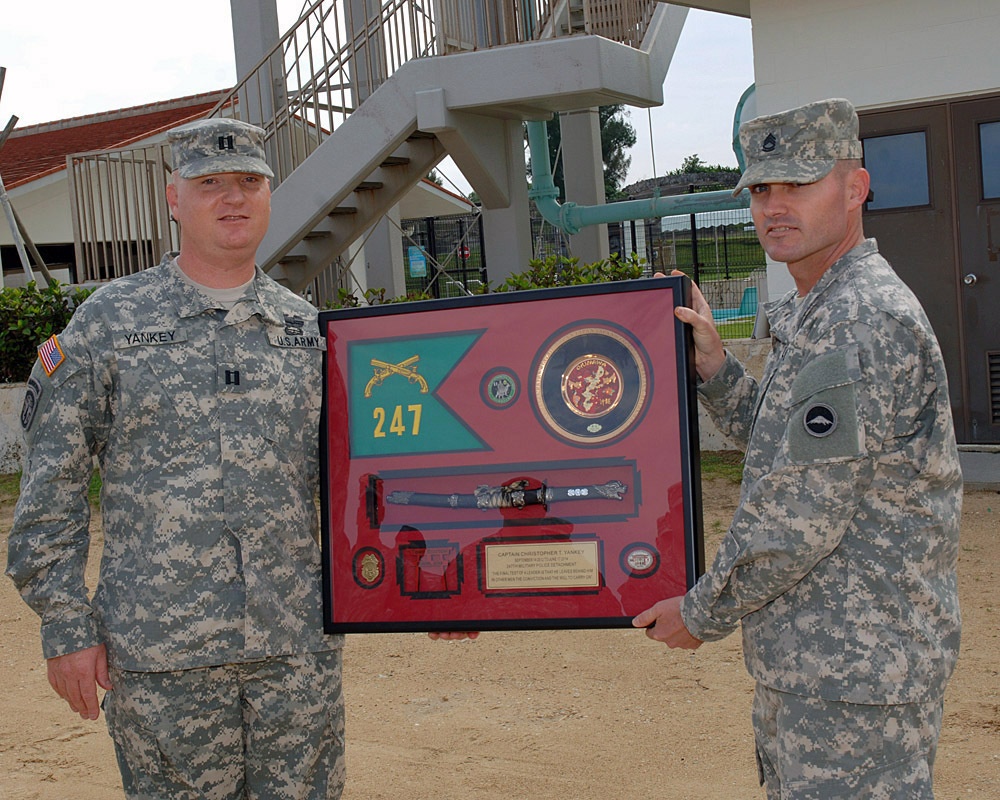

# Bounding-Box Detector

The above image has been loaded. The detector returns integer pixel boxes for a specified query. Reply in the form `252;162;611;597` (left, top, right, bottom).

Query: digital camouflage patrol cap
167;118;274;179
732;98;862;196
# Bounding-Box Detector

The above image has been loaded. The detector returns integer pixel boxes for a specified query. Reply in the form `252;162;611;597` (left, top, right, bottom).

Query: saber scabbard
385;479;627;511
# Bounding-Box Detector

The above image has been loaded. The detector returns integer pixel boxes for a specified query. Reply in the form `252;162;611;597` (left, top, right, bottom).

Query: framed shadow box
318;276;703;633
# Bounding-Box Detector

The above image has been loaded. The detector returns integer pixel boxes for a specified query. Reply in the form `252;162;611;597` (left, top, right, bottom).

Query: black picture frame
319;276;703;633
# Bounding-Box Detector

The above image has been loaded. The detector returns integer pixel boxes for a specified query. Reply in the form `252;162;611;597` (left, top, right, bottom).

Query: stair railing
67;0;661;283
212;0;586;186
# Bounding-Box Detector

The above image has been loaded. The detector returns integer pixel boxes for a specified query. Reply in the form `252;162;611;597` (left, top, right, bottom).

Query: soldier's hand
46;644;112;720
427;631;480;641
632;596;703;650
657;270;726;382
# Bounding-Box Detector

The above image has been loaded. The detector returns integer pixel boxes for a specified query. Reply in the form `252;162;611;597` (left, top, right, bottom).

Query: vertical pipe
723;225;730;280
458;216;467;285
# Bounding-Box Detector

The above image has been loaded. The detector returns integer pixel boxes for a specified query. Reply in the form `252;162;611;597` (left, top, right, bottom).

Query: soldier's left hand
632;596;703;650
46;644;112;720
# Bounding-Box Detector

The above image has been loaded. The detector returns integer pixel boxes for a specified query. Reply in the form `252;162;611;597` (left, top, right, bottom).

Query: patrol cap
167;118;274;179
732;98;862;196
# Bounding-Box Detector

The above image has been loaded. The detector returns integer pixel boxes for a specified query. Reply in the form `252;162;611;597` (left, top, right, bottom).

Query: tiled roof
0;90;230;189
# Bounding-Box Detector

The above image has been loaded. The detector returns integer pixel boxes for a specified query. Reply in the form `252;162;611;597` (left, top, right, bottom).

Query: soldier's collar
764;238;878;340
242;269;289;326
164;258;284;325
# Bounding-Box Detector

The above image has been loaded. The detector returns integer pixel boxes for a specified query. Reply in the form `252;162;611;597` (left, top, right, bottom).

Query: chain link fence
610;190;766;338
402;195;768;338
402;212;487;298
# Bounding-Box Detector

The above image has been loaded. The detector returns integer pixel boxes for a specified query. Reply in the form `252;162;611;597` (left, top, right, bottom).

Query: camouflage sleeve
680;319;918;641
697;350;761;451
5;313;113;659
681;457;878;641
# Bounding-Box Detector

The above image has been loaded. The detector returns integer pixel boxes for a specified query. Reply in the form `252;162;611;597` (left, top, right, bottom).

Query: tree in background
669;154;740;176
527;105;637;202
600;106;637;199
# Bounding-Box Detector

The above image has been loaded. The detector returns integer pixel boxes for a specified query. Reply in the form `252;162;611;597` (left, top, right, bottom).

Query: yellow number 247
373;404;423;438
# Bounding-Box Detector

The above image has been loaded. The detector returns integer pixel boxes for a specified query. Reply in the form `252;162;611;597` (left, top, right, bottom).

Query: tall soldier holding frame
634;98;962;799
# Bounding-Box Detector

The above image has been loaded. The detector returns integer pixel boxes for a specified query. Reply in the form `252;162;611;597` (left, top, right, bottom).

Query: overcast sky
0;2;753;189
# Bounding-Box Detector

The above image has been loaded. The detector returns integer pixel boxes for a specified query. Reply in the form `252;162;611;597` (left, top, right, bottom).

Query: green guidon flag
347;331;486;457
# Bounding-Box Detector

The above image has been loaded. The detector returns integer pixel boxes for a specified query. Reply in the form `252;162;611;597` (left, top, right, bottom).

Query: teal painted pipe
525;119;749;236
732;83;756;171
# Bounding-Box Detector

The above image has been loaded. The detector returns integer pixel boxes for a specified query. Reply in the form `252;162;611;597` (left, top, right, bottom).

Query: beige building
687;0;1000;451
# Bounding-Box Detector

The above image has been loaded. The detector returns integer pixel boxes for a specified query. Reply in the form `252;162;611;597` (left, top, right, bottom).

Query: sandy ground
1;477;997;800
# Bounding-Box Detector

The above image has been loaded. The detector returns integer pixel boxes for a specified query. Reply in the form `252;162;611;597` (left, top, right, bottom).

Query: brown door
951;96;1000;444
859;104;967;438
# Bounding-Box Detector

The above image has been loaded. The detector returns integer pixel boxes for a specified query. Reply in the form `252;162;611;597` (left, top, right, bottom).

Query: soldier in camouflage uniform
634;99;961;798
7;118;345;799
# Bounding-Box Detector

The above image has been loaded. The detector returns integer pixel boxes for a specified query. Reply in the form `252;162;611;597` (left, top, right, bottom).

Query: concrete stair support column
480;118;535;282
260;21;688;291
560;107;610;264
363;207;406;298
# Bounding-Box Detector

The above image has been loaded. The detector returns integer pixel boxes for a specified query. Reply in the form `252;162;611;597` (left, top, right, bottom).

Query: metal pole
426;216;438;297
647;108;657;178
0;111;42;284
0;170;35;283
688;184;700;285
477;211;487;284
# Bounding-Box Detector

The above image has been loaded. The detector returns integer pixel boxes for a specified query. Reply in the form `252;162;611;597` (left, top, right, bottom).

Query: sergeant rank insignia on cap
38;334;65;377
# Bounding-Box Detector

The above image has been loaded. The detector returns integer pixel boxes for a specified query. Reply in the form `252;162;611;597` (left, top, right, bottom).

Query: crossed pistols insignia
364;355;430;398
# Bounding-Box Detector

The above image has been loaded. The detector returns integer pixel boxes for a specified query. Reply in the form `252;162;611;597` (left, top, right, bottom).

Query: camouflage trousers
752;683;943;799
103;649;345;800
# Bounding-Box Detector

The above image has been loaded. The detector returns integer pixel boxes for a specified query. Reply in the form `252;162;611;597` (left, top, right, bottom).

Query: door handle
963;273;978;286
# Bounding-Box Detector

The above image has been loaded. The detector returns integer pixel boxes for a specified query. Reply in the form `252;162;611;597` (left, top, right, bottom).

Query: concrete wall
1;383;27;474
750;0;1000;114
0;173;74;248
697;337;769;451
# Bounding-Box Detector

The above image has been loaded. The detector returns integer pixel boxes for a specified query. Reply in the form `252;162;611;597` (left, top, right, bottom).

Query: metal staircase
265;131;446;289
68;1;687;299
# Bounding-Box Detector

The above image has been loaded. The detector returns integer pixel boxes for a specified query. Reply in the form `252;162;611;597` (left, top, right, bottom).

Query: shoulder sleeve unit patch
20;377;42;431
37;335;66;377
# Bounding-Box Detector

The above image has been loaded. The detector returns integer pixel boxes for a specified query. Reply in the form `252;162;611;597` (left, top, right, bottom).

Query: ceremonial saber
384;479;627;511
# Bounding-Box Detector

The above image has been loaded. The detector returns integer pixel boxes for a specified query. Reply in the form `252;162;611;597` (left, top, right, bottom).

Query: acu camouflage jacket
682;239;962;705
7;255;341;671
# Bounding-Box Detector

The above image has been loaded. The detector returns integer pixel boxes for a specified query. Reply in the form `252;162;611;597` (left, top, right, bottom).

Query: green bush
0;282;94;383
323;286;434;309
495;252;647;291
1;255;646;384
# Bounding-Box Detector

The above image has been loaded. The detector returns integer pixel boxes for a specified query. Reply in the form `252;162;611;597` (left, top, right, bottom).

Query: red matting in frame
319;277;704;633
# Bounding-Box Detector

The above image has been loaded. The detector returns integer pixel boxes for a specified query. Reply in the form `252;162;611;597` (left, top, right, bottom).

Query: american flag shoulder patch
38;335;66;377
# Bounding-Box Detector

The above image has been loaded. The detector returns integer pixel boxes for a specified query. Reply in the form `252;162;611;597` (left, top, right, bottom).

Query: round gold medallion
561;354;625;419
532;324;650;445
